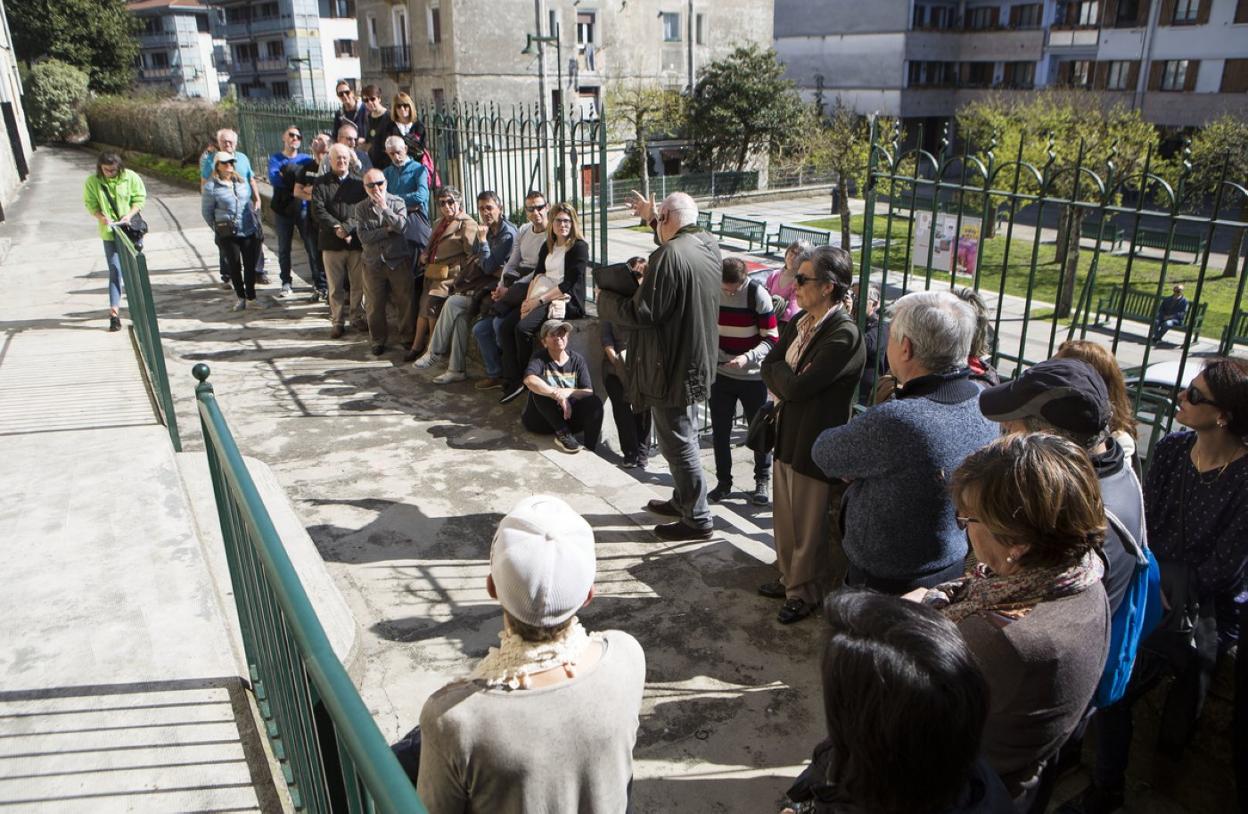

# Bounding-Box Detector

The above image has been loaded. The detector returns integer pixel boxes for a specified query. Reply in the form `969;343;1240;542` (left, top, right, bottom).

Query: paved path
0;150;275;811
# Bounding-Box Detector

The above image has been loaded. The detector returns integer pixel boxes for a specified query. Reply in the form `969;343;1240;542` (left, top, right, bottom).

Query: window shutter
1059;61;1073;85
1094;61;1110;88
1137;0;1153;25
1184;60;1199;91
1148;61;1164;90
1222;60;1248;92
1237;0;1248;24
1196;0;1211;24
1104;0;1119;25
1158;0;1174;24
1126;60;1141;90
990;6;1000;26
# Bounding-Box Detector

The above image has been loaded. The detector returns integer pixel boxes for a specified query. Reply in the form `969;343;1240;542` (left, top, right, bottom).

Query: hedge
84;94;236;163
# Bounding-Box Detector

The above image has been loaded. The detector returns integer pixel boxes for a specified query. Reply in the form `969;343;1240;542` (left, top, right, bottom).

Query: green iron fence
236;99;610;266
192;363;425;814
112;227;182;451
856;122;1248;465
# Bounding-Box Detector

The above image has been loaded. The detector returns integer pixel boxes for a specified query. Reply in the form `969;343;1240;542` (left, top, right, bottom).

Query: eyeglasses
337;89;353;97
218;159;236;165
286;132;302;140
364;180;385;189
1185;384;1220;408
793;273;815;287
525;203;547;212
553;217;573;225
955;515;980;531
438;199;457;207
364;96;379;103
397;103;411;109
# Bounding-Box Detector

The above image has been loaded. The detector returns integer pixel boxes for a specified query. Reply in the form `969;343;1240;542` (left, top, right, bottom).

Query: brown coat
425;211;479;282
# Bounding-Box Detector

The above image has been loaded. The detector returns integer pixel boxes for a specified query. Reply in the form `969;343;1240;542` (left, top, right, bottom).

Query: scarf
426;212;456;260
469;617;603;689
924;549;1104;623
785;305;839;370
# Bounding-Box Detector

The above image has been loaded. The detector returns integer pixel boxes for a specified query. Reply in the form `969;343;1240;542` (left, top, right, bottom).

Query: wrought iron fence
192;364;426;814
112;227;182;451
856;122;1248;465
236;99;610;264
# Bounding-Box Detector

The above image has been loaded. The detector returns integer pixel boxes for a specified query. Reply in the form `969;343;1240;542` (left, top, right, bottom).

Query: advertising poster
913;212;981;277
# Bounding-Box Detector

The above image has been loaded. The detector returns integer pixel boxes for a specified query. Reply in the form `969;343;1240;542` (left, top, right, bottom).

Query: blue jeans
473;315;505;378
1151;316;1182;343
274;209;324;290
103;239;123;310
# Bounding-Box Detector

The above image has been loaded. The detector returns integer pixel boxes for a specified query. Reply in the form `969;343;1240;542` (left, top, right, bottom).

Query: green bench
767;224;832;255
715;214;768;251
1095;285;1208;343
697;210;714;231
1080;219;1124;252
1129;228;1207;264
1223;309;1248;350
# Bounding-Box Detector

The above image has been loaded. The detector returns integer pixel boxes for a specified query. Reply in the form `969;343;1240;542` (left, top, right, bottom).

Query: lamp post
287;53;316;107
522;25;564;200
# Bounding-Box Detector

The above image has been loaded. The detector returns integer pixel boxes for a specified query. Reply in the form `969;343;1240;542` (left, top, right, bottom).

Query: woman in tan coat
409;186;479;359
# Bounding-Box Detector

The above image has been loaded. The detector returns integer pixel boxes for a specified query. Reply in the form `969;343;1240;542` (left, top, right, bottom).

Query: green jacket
83;169;148;241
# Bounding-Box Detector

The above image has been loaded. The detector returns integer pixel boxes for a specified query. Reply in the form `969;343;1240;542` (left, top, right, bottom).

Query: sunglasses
793;273;816;287
337;89;353;97
438;199;457;207
955;515;980;531
218;159;236;165
286;131;302;138
364;180;385;189
397;103;411;109
364;96;379;103
525;203;547;212
1185;384;1220;407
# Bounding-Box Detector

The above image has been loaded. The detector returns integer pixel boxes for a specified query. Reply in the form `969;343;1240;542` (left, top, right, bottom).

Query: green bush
84;94;236;162
26;59;89;143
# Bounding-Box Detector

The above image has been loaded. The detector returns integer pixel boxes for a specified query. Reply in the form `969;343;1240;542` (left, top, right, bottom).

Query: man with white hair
414;495;645;813
811;290;998;593
311;144;367;338
597;191;721;542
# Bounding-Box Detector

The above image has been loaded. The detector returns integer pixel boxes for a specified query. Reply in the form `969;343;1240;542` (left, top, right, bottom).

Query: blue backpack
1095;502;1163;708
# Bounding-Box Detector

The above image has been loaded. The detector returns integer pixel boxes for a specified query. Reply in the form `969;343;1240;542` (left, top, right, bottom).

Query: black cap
979;358;1110;437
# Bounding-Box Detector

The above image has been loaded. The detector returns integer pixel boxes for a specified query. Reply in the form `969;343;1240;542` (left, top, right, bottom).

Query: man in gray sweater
812;290;998;593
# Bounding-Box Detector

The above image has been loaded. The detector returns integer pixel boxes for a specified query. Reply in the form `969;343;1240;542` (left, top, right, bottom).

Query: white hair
662;191;698;229
889;290;976;373
384;135;407;153
216;128;237;141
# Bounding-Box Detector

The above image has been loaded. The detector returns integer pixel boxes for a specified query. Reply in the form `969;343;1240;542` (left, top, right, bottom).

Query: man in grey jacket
597;191;721;541
354;169;414;355
311;145;366;338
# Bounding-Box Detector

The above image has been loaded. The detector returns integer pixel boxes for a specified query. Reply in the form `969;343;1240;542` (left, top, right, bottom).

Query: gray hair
954;287;993;359
797;245;853;298
866;284;881;304
787;239;814;258
215;128;237;141
436;185;462;203
889;290;976;373
384;135;407;154
662;192;698;229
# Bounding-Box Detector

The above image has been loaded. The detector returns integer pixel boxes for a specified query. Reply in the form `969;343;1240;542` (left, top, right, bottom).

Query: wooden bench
1222;309;1248;350
1129;228;1207;264
766;224;832;256
1080;219;1124;251
1094;285;1208;343
714;214;768;251
697;210;714;231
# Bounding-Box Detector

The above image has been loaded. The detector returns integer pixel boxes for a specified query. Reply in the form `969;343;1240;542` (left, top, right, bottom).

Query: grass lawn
799;214;898;238
803;215;1244;339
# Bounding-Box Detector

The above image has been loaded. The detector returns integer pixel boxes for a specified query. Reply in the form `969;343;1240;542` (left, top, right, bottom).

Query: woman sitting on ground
521;321;604;455
497;202;589;404
201;151;262;312
410;186;478;359
919;432;1110;808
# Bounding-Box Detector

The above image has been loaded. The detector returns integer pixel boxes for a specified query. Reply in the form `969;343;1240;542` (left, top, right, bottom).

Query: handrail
112;227;182;451
193;363;425;814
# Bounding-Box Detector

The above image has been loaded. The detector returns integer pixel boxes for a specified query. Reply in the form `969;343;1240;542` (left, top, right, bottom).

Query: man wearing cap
1149;284;1189;345
978;357;1144;615
354;169;415;355
521;321;604;454
416;495;645;814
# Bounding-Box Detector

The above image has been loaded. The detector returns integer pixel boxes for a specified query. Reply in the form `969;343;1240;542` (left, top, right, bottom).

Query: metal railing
192;363;426;814
112;227;182;451
604;171;760;207
856;122;1248;467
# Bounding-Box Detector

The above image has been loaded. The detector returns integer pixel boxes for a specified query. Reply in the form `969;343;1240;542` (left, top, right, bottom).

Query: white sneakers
432;370;467;384
231;298;246;312
279;283;293;297
413;351;445;370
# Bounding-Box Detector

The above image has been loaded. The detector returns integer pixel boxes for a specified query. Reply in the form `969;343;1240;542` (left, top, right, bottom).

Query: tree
957;90;1158;317
25;59;90;142
1167;115;1248;279
686;44;805;176
9;0;139;94
605;80;684;203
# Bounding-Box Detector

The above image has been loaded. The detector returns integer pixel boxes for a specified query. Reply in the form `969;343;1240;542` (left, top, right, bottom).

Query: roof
127;0;209;12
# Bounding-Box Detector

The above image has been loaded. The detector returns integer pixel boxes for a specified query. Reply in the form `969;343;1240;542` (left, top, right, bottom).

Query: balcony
138;66;175;80
906;29;1045;62
1047;27;1100;48
379;44;411;73
256;58;288;73
139;31;178;48
222;15;290;39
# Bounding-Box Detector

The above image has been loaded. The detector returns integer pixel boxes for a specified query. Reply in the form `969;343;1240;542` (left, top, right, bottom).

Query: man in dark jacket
355;169;414;355
312;144;367;338
598;191;721;541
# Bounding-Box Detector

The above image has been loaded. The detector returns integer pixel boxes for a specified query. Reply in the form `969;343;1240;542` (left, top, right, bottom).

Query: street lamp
287;53;316;106
522;25;565;200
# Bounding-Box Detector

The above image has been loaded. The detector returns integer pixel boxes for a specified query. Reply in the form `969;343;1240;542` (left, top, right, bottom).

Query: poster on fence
912;212;980;277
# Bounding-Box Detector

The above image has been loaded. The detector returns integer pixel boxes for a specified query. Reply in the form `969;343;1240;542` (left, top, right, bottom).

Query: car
1122;356;1206;463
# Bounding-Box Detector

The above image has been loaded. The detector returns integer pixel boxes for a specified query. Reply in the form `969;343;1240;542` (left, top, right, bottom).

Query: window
1003;61;1036;87
1010;3;1043;28
1077;0;1099;25
234;42;259;63
142;17;163;35
1172;0;1199;23
393;8;408;45
333;39;356;58
1114;0;1139;25
1071;59;1092;86
576;12;595;51
331;0;356;17
661;12;681;42
196;13;210;33
1161;59;1189;90
913;4;954;29
1221;59;1248;92
432;87;445;110
427;5;441;44
1106;60;1131;89
149;51;170;68
255;2;278;20
367;16;377;48
1237;0;1248;24
265;40;284;58
966;7;997;29
225;6;250;24
271;81;290;98
695;13;705;43
963;61;994;86
907;60;956;86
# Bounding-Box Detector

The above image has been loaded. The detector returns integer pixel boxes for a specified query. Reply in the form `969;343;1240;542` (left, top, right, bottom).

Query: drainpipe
1134;0;1161;111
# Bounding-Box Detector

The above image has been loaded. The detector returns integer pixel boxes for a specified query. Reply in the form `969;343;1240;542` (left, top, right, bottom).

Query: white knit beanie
490;495;596;627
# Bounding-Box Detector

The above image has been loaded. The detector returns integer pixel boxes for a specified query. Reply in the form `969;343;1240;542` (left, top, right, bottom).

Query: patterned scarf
468;617;603;689
924;550;1104;623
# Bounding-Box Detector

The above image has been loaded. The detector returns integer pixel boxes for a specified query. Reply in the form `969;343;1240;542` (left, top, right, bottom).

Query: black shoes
108;315;121;332
707;482;732;502
370;344;385;356
645;499;681;517
554;430;582;453
653;521;714;542
751;479;771;506
777;597;815;624
758;581;786;599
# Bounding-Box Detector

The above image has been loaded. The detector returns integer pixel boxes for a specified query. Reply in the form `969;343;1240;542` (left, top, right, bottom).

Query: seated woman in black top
521;320;603;455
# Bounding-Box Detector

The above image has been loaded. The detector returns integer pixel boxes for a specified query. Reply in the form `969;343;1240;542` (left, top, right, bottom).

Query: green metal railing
112;227;182;451
192;364;425;814
856;122;1248;466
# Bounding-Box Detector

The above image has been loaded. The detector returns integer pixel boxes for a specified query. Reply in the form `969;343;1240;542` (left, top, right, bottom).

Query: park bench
1080;219;1125;252
1129;228;1207;264
767;224;832;255
1223;309;1248;351
714;214;768;251
1094;285;1208;343
697;210;715;231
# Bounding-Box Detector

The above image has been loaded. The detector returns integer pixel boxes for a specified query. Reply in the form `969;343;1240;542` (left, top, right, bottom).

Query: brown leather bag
450;254;496;296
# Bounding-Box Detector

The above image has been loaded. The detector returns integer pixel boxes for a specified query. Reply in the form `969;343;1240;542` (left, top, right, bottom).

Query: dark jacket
311;169;366;251
332;102;368;143
762;308;865;481
353;193;411;269
596;226;721;409
534;238;589;320
365;110;394;170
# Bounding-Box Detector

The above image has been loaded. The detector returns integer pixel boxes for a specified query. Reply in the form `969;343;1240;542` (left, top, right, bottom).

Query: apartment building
775;0;1248;131
352;0;773;116
206;0;360;102
129;0;228;100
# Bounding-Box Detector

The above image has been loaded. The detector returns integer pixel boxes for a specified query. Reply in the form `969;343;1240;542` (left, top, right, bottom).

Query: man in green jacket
83;153;147;332
597;191;721;541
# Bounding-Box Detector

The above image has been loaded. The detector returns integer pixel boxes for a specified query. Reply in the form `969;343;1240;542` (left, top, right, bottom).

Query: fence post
711;170;716;198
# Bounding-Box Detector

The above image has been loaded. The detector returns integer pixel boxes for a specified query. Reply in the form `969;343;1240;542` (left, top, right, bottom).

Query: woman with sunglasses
919;433;1110;809
410;187;478;359
387;92;426;153
360;84;393;170
497;203;589;404
758;246;864;624
203;152;263;311
1078;357;1248;814
267;126;320;298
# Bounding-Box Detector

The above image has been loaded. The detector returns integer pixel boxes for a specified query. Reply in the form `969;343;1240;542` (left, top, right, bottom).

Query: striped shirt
717;279;779;381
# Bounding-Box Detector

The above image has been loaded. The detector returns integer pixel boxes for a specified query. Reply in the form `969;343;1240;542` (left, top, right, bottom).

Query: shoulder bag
100;181;149;249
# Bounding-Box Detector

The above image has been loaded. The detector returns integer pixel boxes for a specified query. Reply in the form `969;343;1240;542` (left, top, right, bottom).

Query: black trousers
604;372;651;461
499;302;550;388
216;233;261;300
522;393;603;451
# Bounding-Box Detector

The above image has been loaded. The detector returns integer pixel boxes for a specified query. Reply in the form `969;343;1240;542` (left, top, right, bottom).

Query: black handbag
100;183;149;249
745;400;780;454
